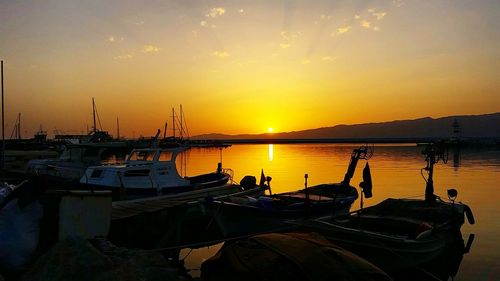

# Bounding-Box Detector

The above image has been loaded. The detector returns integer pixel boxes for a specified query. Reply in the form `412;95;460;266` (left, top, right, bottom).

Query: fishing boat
207;145;371;238
80;147;234;199
291;143;475;271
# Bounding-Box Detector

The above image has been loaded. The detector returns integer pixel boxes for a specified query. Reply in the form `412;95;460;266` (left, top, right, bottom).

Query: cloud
354;15;361;20
392;0;404;7
143;45;160;53
336;26;352;35
367;8;375;13
212;51;229;57
373;26;380;31
321;56;335;61
373;12;387;20
206;7;226;18
280;31;302;41
108;36;124;43
361;21;371;28
239;9;244;14
200;20;207;27
114;54;133;60
301;59;311;65
320;14;332;20
280;43;290;49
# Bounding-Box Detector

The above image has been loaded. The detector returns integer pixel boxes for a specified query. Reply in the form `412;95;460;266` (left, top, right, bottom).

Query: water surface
178;144;500;280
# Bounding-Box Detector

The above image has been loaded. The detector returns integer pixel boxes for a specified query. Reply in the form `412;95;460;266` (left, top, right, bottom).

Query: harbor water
178;143;499;280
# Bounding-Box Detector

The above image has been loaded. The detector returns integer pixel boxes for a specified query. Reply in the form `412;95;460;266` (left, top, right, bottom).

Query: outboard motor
240;176;257;190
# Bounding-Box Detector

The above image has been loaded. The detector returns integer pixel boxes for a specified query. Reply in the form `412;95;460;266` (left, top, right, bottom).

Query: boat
206;145;370;238
25;140;136;187
291;143;475;271
80;147;234;199
201;232;392;281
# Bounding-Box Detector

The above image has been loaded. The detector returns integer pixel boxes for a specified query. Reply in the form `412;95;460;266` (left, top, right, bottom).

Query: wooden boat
80;147;233;199
201;232;392;281
208;145;373;238
291;143;475;271
210;191;357;238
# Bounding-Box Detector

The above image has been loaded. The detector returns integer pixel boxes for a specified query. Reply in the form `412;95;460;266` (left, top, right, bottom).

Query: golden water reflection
178;144;500;280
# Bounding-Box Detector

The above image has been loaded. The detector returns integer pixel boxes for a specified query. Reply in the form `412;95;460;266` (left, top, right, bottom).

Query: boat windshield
158;151;173;161
128;150;156;161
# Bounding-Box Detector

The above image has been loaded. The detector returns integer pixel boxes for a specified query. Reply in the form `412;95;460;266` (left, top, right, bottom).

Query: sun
267;127;274;133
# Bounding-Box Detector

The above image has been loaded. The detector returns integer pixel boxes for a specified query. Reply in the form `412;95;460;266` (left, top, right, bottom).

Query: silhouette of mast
1;61;4;168
92;97;97;133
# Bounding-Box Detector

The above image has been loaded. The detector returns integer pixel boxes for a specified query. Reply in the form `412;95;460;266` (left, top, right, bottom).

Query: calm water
178;144;500;280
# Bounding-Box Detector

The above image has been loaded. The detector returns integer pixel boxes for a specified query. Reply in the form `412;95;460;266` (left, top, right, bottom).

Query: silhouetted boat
80;147;234;199
25;141;135;187
207;145;370;238
291;143;475;271
201;232;392;281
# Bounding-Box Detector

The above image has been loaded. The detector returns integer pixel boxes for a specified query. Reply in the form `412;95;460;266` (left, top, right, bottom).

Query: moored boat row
0;142;476;280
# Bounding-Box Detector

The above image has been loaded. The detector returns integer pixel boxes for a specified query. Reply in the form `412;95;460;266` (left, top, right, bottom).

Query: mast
92;97;97;133
116;117;120;139
1;61;5;169
17;112;21;139
172;107;176;138
180;104;183;139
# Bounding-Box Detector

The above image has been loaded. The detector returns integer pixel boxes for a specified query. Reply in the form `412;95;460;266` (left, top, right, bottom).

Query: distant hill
192;113;500;140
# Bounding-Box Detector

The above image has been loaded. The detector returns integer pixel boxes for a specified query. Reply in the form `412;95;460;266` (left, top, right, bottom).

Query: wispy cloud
212;51;229;58
321;56;335;61
108;36;124;43
373;26;380;31
239;9;244;14
320;14;332;20
114;54;133;60
280;43;291;49
336;26;352;35
301;59;311;65
280;31;302;40
206;7;226;18
143;45;160;53
373;12;387;20
361;21;371;28
354;15;361;20
392;0;404;7
200;20;207;27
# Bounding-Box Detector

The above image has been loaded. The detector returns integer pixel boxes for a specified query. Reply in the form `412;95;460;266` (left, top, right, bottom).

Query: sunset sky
0;0;499;138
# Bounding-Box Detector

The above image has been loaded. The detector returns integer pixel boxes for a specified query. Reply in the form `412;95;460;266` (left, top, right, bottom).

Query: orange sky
1;0;499;138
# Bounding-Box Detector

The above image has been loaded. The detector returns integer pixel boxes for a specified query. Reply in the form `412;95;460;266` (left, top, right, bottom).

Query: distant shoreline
212;137;500;145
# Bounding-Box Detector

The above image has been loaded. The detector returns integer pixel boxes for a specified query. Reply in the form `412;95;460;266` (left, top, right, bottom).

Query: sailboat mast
172;107;175;138
116;117;120;139
92;97;97;133
17;112;21;139
1;61;5;169
180;104;184;139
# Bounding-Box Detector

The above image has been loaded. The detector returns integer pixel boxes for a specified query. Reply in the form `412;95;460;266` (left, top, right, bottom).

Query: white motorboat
80;147;232;198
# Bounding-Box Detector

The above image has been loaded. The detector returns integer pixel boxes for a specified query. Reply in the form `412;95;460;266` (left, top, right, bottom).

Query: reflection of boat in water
389;232;475;281
81;147;233;199
292;143;475;271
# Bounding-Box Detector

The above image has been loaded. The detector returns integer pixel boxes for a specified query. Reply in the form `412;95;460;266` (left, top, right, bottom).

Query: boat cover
201;232;392;281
